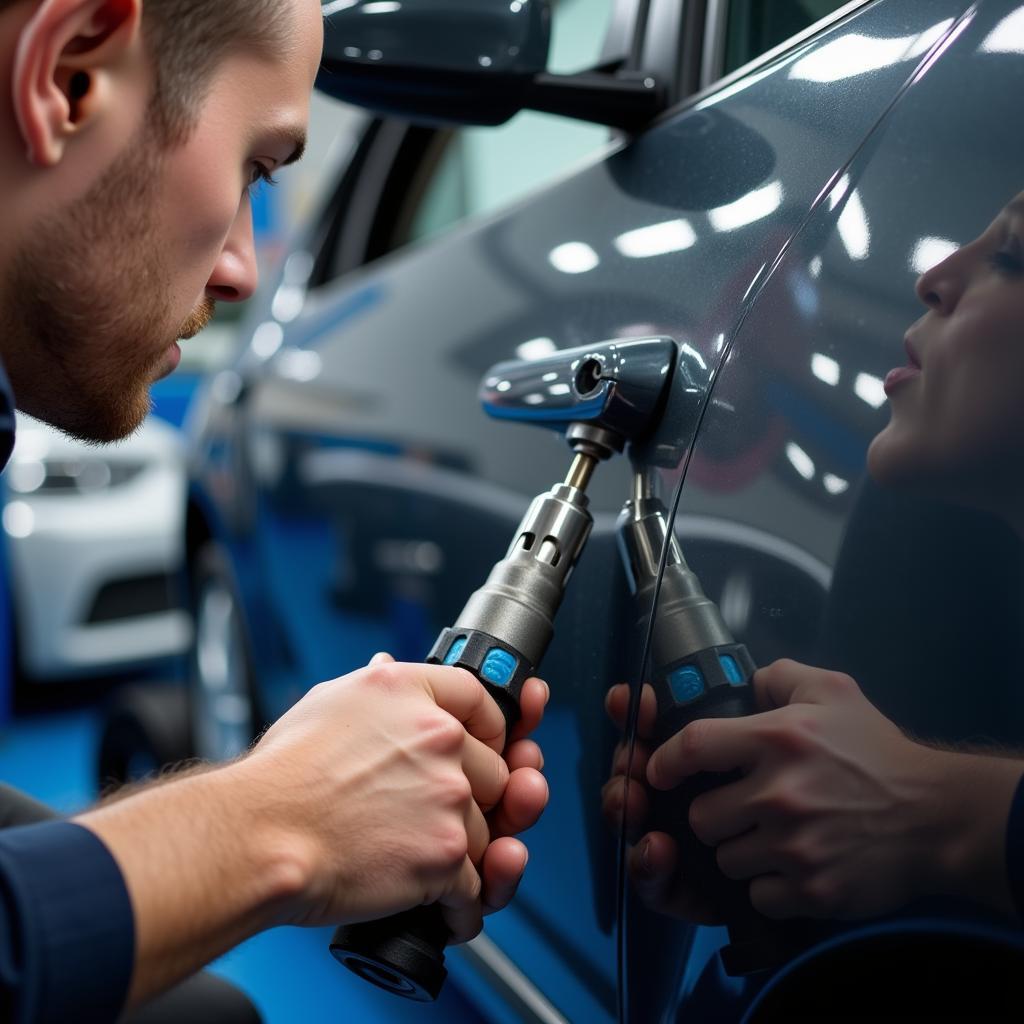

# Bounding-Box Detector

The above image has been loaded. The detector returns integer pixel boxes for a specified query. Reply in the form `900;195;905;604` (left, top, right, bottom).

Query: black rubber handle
329;628;528;1001
650;644;831;975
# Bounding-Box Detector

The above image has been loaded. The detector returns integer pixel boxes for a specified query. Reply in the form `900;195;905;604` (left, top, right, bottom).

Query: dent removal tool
329;337;677;1000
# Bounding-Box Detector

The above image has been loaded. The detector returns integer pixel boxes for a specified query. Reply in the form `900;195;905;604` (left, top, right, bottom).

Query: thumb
369;651;395;666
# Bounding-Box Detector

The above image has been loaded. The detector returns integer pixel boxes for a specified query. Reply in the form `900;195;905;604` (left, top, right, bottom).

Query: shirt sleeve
1007;770;1024;921
0;821;134;1023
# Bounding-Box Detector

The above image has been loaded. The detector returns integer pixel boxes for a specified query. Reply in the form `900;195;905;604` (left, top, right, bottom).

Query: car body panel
625;2;1024;1018
184;0;1023;1018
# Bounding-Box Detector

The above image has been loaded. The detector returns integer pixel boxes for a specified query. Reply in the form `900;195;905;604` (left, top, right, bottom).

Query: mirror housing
318;0;667;130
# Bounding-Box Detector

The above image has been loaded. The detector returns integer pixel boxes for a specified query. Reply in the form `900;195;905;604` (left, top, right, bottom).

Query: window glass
402;0;615;247
723;0;853;74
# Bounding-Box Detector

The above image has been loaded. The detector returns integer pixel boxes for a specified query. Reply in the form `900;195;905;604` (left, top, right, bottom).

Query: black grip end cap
330;915;448;1002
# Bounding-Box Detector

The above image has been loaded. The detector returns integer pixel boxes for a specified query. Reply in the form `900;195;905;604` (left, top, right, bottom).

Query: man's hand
606;661;1023;925
79;655;549;1006
236;653;548;941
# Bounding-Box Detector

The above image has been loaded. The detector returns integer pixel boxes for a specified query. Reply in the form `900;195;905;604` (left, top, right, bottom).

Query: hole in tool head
574;358;603;397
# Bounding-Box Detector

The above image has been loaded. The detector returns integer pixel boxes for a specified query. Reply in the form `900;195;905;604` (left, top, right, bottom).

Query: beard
0;128;215;444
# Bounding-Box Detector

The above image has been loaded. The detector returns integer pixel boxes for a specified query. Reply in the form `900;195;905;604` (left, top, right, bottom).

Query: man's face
2;0;323;443
868;191;1024;517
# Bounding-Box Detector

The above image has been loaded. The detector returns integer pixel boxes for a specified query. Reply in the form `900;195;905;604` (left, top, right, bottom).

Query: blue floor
0;703;485;1023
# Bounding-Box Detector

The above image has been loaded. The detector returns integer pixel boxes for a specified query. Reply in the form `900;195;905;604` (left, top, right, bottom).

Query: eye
246;162;279;196
988;232;1023;276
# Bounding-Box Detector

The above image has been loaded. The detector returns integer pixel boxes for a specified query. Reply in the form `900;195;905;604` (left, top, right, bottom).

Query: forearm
75;762;308;1009
920;746;1024;920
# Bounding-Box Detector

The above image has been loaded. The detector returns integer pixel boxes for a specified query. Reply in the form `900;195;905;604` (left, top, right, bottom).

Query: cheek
161;185;245;301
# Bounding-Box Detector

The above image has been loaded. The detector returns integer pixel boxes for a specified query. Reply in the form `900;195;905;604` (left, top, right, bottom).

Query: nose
206;195;259;303
914;246;967;315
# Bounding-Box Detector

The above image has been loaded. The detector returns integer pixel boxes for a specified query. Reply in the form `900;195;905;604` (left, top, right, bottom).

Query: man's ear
12;0;142;167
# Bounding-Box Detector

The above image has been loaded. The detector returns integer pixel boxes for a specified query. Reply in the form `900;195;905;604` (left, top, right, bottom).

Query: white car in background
3;412;191;681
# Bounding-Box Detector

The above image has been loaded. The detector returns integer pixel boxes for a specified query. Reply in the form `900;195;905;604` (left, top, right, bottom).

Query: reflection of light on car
811;353;840;386
720;570;754;636
823;473;850;496
251;320;284;360
273;348;323;383
680;342;707;371
708;181;783;232
786;442;815;481
3;501;35;540
981;9;1024;52
614;218;697;258
515;336;557;360
548;241;600;273
838;189;870;260
809;255;823;278
272;283;306;323
788;22;954;82
854;371;886;408
321;0;361;15
910;236;957;274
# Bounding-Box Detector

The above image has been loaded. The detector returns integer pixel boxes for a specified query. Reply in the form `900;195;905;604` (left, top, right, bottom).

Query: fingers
465;800;491;865
413;663;509;752
605;683;657;738
505;738;543;772
748;874;807;920
438;856;484;944
688;773;760;846
480;836;529;916
714;826;781;881
627;832;723;925
508;677;549;744
600;774;650;842
753;659;859;712
488;767;549;838
647;717;763;790
462;733;510;812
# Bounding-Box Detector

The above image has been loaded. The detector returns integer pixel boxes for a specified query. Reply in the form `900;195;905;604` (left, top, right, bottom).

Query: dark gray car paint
184;0;1024;1020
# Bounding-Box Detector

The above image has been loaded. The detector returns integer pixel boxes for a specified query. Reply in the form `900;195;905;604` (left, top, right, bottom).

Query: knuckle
364;661;403;692
754;784;808;821
423;713;466;754
822;670;858;698
442;770;473;807
434;825;469;868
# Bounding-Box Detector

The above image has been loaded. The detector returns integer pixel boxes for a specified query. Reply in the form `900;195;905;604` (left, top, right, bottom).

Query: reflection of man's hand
603;683;722;924
634;659;995;925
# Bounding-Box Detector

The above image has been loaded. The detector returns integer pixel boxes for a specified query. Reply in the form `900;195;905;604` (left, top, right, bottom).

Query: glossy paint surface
185;0;1024;1019
628;2;1024;1019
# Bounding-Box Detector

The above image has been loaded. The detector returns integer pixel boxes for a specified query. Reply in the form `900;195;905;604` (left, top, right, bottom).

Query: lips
883;335;923;396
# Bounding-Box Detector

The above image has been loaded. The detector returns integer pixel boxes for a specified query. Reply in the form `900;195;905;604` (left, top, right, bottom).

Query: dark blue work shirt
0;362;134;1022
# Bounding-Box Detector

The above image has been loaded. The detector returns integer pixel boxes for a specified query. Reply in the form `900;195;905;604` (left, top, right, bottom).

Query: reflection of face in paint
868;192;1024;530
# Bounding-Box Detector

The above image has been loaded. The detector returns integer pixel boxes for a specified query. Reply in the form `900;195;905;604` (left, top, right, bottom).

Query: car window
398;0;616;248
721;0;858;76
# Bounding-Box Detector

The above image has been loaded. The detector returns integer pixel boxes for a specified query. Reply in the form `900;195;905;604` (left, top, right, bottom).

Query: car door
188;0;999;1020
623;2;1024;1020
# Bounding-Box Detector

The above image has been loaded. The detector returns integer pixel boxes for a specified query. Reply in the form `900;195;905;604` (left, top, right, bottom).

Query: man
0;1;550;1021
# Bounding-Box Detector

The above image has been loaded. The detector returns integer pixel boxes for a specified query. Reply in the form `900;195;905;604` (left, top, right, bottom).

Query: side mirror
318;0;666;130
